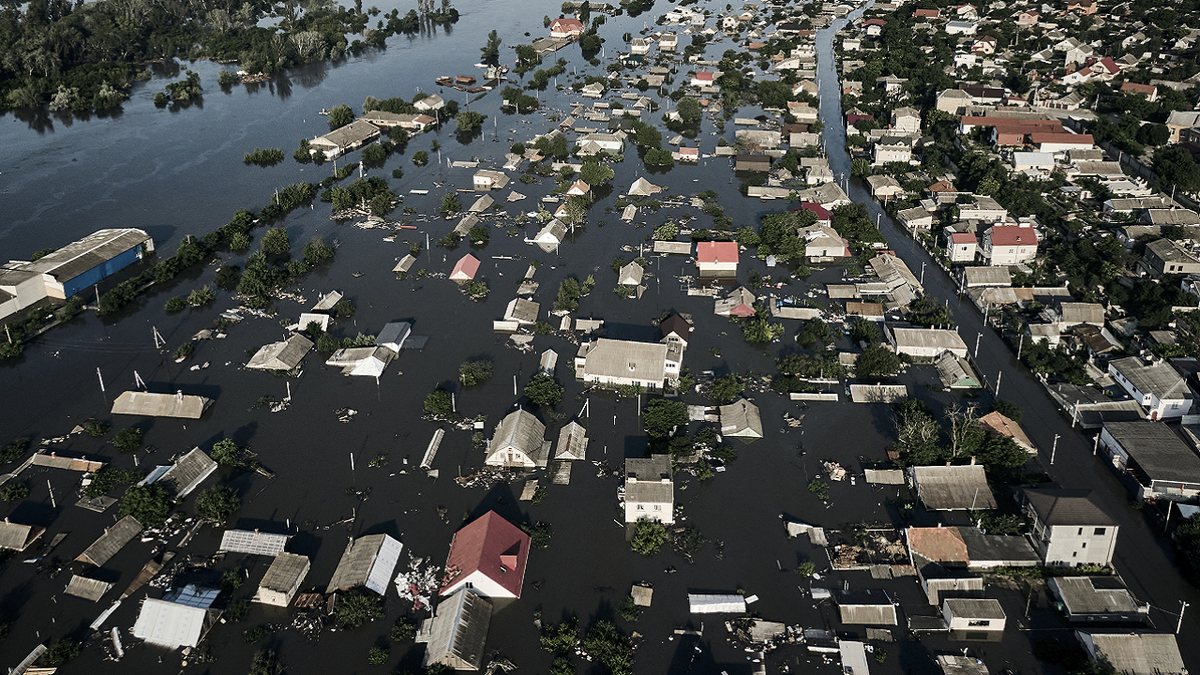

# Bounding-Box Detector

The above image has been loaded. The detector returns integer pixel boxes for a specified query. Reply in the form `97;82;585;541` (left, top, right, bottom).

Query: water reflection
14;108;55;134
148;60;183;79
294;59;330;89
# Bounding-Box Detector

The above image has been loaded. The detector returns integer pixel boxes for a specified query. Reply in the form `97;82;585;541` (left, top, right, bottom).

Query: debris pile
822;461;846;481
393;554;440;612
783;412;804;428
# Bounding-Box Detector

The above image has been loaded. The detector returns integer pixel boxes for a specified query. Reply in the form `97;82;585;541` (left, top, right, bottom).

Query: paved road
813;5;1200;655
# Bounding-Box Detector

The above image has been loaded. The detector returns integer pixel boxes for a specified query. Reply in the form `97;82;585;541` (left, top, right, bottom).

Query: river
0;0;1196;673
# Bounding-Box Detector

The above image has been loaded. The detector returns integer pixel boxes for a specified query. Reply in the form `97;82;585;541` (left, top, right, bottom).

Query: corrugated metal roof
246;334;313;370
259;552;310;594
937;655;990;675
0;521;43;551
326;534;402;594
1102;420;1200;483
837;589;898;625
688;593;747;613
944;597;1006;619
153;448;217;499
424;589;493;670
1083;632;1185;675
1023;488;1115;526
911;465;996;510
64;575;113;602
111;391;212;419
554;422;588;460
219;529;291;556
627;454;674;505
490;409;547;461
578;338;673;384
26;229;150;285
719;398;763;438
1050;577;1139;616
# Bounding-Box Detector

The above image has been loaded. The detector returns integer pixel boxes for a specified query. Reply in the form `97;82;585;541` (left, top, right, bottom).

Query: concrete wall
1040;524;1119;567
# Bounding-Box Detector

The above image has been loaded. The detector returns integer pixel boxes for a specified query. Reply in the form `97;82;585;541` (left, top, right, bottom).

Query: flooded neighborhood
2;0;1200;673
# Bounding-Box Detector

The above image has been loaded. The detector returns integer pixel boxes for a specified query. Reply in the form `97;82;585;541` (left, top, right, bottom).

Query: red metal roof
988;225;1038;247
450;254;480;280
914;8;940;17
694;71;715;82
800;202;832;220
551;18;584;32
950;232;977;244
697;241;739;264
440;511;531;598
1030;132;1094;145
864;18;887;25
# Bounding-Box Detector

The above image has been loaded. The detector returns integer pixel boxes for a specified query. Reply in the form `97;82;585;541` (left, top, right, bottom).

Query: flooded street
0;0;1197;672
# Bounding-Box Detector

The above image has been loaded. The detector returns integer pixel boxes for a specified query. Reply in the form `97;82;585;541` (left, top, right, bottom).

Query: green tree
554;278;582;312
455;110;485;134
676;96;702;126
391;616;418;641
412;150;429;166
850;158;871;177
119;483;172;528
211;439;243;466
112;427;143;453
187;285;216;307
440;192;462;214
261;228;290;256
708;374;743;404
481;30;502;65
367;646;389;665
579;161;615;186
541;617;579;653
582;621;634;675
459;360;494;386
630;520;667;556
195;485;240;524
1154;145;1200;192
335;588;384;628
328;104;354;130
990;399;1023;422
303;237;335;265
424;388;455;415
525;374;563;407
857;342;901;379
0;483;29;501
40;641;80;667
643;398;687;437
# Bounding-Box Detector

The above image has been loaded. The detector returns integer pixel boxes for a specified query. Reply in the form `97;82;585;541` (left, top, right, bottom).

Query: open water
0;0;1197;673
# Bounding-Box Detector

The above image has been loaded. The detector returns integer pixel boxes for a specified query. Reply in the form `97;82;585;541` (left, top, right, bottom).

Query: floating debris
335;408;357;423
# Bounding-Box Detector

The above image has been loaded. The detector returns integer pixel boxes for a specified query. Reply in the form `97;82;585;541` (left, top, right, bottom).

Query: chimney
970;456;977;465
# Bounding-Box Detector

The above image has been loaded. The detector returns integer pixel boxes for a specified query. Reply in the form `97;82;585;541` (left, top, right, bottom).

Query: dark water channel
0;0;1196;672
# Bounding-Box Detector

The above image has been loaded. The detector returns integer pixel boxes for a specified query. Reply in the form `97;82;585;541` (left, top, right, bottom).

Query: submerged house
254;553;311;607
141;447;217;500
625;454;675;525
0;519;45;551
554;421;589;460
111;391;213;419
325;345;398;377
719;398;763;438
420;589;493;671
76;515;143;566
309;120;381;160
484;409;550;469
909;464;997;510
131;585;223;649
575;338;683;390
326;534;403;595
439;510;531;599
246;334;313;371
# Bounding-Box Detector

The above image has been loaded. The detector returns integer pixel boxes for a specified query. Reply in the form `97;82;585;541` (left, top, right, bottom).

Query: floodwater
0;0;1197;673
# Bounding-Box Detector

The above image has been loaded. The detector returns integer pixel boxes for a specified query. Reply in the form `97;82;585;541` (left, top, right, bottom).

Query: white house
887;326;969;359
254;553;310;607
484;409;550;468
943;598;1006;633
947;232;978;263
575;338;682;390
625;454;674;524
1107;357;1192;420
945;20;978;35
981;224;1038;266
438;510;531;599
1022;488;1119;566
696;241;739;274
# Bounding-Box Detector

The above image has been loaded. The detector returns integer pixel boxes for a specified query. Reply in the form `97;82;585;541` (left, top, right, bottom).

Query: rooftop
1023;488;1115;526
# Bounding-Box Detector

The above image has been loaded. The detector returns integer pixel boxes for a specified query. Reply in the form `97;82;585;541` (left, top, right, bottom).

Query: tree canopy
643;398;687;437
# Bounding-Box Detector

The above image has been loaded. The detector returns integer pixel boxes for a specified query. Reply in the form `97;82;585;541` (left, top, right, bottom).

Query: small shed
468;195;494;213
218;529;291;556
935;352;981;389
943;598;1006;632
255;552;311;607
76;515;142;566
688;593;747;614
325;346;398;377
555;421;589;460
504;298;540;325
836;589;898;625
64;574;113;602
393;254;417;274
1048;576;1145;624
840;640;870;675
937;655;990;675
376;321;413;353
131;585;222;649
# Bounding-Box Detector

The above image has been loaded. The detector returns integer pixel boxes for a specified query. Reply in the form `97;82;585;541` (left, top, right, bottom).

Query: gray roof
836;589;898;625
246;333;313;371
259;552;310;594
910;465;997;510
326;534;402;594
958;528;1039;565
554;421;589;460
0;520;43;551
393;254;417;273
23;228;151;285
132;586;221;649
578;338;678;384
935;352;979;388
155;448;217;500
64;575;113;602
892;327;969;352
315;120;380;149
962;266;1012;287
504;298;541;323
1081;632;1185;675
1102;420;1200;483
1060;302;1105;326
938;655;990;675
1050;576;1140;616
376;321;413;351
1144;209;1200;225
1145;238;1199;265
869;253;923;294
626;454;674;505
719;398;764;437
944;597;1006;619
423;589;493;670
618;261;645;285
491;409;547;458
219;529;291;556
76;515;143;566
1023;488;1115;526
111;391;213;419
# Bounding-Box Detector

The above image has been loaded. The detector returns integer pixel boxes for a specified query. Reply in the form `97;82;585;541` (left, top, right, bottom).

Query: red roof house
550;18;584;38
449;254;481;281
439;511;531;599
1120;82;1158;101
696;241;739;273
914;8;940;18
797;202;832;224
691;71;716;86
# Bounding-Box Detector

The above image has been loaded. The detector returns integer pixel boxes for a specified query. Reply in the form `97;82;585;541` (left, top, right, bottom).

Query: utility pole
1051;434;1059;465
974;332;982;358
1017;333;1025;360
920;261;926;286
1177;601;1189;634
995;370;1002;398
